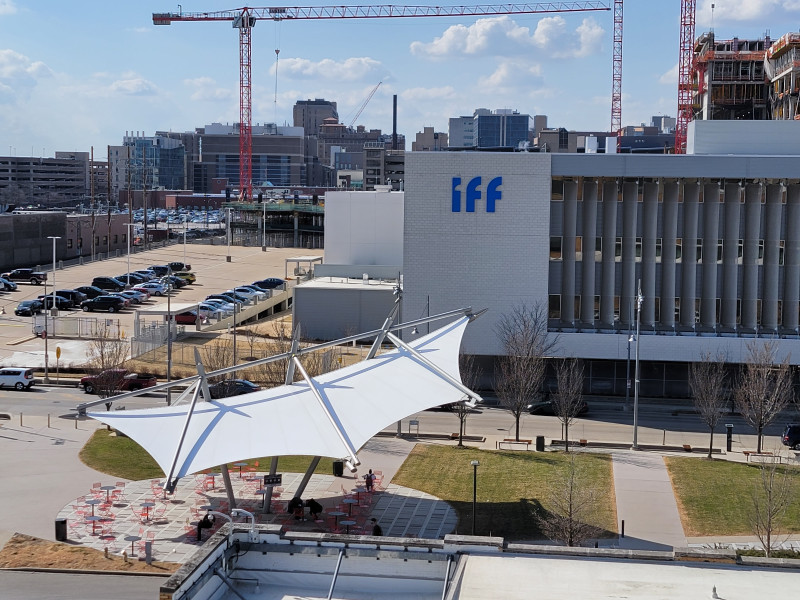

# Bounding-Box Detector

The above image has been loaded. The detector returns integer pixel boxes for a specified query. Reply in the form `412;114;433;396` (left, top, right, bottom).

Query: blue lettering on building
451;176;502;212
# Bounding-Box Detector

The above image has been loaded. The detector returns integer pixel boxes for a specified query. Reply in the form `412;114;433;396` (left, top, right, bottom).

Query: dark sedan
208;379;261;399
80;295;126;313
252;278;286;290
75;285;107;299
38;294;73;310
14;299;43;316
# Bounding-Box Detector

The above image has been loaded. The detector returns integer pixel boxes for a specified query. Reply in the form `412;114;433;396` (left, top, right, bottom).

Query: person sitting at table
370;518;383;536
287;496;304;520
306;498;323;520
197;511;215;541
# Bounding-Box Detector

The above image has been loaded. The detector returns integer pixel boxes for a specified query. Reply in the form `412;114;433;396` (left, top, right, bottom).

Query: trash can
332;460;344;477
725;424;734;452
55;518;67;542
535;435;545;452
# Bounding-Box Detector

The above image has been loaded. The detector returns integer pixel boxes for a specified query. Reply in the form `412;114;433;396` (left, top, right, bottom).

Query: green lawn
392;445;617;541
665;456;800;536
79;430;335;481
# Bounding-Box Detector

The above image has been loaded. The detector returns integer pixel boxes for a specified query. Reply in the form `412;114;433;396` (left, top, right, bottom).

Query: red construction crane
610;0;623;136
154;3;612;199
675;0;696;154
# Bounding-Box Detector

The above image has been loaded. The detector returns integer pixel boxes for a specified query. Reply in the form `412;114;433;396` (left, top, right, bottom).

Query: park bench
496;438;532;450
743;451;781;464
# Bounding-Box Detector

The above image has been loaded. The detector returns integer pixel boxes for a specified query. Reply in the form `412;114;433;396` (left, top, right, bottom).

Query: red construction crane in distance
154;3;612;200
675;0;696;154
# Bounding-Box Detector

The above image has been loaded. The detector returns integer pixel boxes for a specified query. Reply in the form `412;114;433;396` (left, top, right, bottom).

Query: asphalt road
0;571;166;599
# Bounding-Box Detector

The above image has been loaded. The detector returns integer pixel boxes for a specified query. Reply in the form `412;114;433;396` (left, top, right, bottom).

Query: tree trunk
564;422;570;453
515;416;520;441
708;427;714;459
458;419;464;447
757;424;763;453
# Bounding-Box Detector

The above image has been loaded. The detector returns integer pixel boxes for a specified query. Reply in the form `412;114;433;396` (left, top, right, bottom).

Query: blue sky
1;0;798;155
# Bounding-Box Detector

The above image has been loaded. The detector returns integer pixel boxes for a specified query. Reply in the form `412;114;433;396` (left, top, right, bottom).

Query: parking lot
0;243;320;370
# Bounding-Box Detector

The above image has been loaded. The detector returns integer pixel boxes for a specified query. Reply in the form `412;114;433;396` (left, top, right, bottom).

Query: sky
1;0;799;156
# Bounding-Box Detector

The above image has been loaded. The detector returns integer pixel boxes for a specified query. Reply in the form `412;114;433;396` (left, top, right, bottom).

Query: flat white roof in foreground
458;554;796;599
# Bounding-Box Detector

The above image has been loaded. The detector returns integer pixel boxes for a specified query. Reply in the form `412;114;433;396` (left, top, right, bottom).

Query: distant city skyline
1;0;797;155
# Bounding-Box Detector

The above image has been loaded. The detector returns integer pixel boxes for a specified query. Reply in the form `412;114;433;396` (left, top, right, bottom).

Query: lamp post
226;207;231;262
262;199;267;252
632;281;643;450
232;303;238;377
183;226;187;268
48;236;60;314
166;267;173;406
44;236;60;384
470;460;479;535
625;333;633;411
124;223;135;287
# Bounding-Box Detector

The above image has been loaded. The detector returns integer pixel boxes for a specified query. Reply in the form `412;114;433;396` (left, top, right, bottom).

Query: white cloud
0;49;51;103
479;60;542;89
0;0;17;16
410;15;604;59
696;0;800;24
110;77;157;96
276;56;383;82
659;63;678;85
184;77;234;102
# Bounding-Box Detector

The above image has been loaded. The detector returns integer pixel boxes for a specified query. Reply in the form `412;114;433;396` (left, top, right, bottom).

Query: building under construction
766;32;800;120
693;32;771;121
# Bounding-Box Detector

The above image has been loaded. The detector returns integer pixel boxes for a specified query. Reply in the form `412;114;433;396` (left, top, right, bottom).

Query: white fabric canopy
89;317;471;479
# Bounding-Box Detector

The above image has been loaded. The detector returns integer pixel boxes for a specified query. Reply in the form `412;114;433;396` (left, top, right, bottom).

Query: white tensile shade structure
88;316;476;483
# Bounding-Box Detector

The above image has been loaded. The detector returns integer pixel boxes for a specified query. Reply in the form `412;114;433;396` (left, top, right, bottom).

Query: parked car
208;379;262;399
103;293;132;308
38;294;73;310
781;423;800;450
133;270;157;281
80;369;158;395
80;295;126;313
252;278;285;290
133;282;167;296
14;299;43;316
148;265;171;277
117;273;148;285
160;275;187;289
207;293;246;306
56;289;88;305
75;285;107;299
119;290;146;304
91;276;127;292
0;276;18;291
229;287;266;301
1;268;47;285
198;301;230;317
173;271;196;284
201;299;235;315
168;261;192;272
0;367;37;390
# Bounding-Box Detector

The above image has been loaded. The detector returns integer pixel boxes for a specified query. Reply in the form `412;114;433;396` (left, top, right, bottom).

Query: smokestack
392;94;397;151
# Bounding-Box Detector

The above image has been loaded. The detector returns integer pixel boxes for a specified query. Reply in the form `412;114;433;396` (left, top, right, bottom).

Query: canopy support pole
220;465;236;510
263;456;279;513
292;357;360;468
164;349;207;493
385;332;482;404
366;300;400;360
327;548;345;600
294;456;321;500
285;335;300;385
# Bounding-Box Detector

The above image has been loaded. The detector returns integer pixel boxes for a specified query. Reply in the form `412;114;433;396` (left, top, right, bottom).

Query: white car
0;367;37;390
202;298;235;314
120;290;148;304
228;287;266;301
198;301;231;317
133;282;167;296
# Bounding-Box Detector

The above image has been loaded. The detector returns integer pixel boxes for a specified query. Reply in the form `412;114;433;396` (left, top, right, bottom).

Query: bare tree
735;341;793;453
199;339;233;382
84;321;129;400
450;354;483;447
749;459;796;557
537;453;602;546
552;358;585;452
689;351;728;459
495;302;557;441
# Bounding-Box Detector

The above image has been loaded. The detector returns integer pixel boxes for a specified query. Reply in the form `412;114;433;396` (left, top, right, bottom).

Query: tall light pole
470;460;479;535
124;223;135;287
632;280;643;450
44;236;60;384
625;333;632;411
183;226;187;267
261;199;267;252
226;207;232;262
166;267;173;406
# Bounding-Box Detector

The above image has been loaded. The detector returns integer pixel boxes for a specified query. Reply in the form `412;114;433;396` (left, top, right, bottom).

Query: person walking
364;469;375;492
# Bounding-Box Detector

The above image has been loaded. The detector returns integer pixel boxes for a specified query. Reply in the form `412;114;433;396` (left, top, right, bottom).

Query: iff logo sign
451;176;502;212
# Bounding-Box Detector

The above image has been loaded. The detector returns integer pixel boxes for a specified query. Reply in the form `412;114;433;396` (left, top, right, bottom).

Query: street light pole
44;236;60;384
632;280;643;450
166;267;172;406
262;199;267;252
625;333;632;412
471;460;479;535
226;207;231;262
48;236;60;313
183;227;187;267
124;223;134;287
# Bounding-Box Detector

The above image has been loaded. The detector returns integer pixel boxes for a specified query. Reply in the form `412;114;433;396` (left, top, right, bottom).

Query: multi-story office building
293;98;338;135
766;32;800;120
401;120;800;395
448;115;475;148
411;127;448;151
449;109;531;149
119;133;186;191
0;153;105;208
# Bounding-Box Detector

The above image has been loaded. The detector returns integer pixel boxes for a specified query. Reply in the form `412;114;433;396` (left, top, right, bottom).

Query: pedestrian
197;511;215;541
306;498;323;520
287;496;305;520
370;518;383;536
364;469;375;492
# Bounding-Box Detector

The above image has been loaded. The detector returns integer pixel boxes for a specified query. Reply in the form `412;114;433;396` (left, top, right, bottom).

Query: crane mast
675;0;696;154
154;3;613;199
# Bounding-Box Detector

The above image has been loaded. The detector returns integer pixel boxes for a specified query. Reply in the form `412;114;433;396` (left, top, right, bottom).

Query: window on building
595;237;602;261
676;238;682;262
779;240;785;266
575;236;582;260
574;296;581;321
102;236;108;246
758;240;764;264
122;233;127;244
717;239;723;263
551;179;564;201
635;237;642;260
558;128;568;149
697;241;703;262
113;234;118;244
655;238;662;262
66;239;73;249
550;237;562;260
615;237;622;261
95;236;100;246
654;298;660;322
593;295;601;322
549;295;561;320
